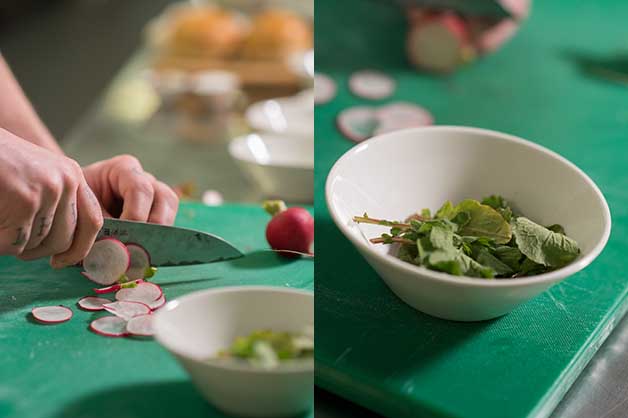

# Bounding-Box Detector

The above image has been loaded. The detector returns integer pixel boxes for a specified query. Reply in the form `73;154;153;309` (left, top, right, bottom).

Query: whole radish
264;200;314;258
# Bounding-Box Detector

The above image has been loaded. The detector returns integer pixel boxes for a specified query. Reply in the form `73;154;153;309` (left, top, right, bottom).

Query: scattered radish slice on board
147;295;166;311
314;73;337;104
406;12;475;74
116;282;163;305
82;238;130;285
125;243;151;281
90;316;129;337
93;279;144;295
103;301;151;321
374;102;434;135
126;314;155;337
77;296;111;311
349;70;395;100
336;106;379;143
32;306;73;324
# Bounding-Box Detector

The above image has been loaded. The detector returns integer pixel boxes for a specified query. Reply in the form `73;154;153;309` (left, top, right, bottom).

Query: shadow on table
53;380;312;418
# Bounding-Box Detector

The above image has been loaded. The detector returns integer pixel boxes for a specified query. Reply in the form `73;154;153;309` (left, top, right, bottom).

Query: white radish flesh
374;102;433;135
115;282;163;305
103;301;151;321
336;106;379;143
77;296;112;311
406;13;475;74
90;316;129;337
349;70;395;100
125;244;151;281
32;306;73;324
82;238;130;285
147;295;166;311
126;314;155;336
314;73;337;105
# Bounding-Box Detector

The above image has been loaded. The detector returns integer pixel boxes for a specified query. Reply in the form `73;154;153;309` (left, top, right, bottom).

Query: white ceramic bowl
326;126;611;321
245;95;313;138
229;133;313;202
154;286;313;417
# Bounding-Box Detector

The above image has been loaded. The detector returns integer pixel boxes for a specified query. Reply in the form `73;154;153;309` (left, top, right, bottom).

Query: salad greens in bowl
326;126;611;321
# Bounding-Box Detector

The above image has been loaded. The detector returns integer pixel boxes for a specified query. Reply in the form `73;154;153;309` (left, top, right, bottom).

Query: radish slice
77;296;111;311
115;282;163;305
147;295;166;311
82;238;130;285
32;306;73;324
125;243;151;281
336;106;379;143
90;316;129;337
103;301;151;321
374;102;434;135
406;12;475;74
126;314;155;337
93;279;144;295
314;73;336;105
349;70;395;100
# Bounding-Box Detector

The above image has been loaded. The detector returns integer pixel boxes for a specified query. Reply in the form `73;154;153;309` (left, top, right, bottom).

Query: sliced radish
115;282;163;305
125;243;151;281
103;301;151;321
147;295;166;311
314;73;337;105
77;296;111;311
349;70;395;100
93;279;144;295
90;316;129;337
374;102;434;135
126;314;155;337
32;306;73;324
82;238;130;285
406;12;476;74
336;106;379;143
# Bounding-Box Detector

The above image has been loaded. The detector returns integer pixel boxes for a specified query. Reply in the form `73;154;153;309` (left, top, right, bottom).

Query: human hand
82;155;179;225
0;128;103;267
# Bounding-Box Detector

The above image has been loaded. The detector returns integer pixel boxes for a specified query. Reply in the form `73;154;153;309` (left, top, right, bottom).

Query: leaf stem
369;237;415;245
352;216;411;229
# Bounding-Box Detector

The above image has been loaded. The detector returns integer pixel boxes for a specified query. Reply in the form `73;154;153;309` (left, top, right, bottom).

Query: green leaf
493;245;523;270
481;195;513;221
429;223;455;250
452;199;512;244
519;257;548;276
476;248;513;276
435;200;455;219
428;248;463;276
421;208;432;219
457;253;495;278
546;224;566;235
511;217;580;268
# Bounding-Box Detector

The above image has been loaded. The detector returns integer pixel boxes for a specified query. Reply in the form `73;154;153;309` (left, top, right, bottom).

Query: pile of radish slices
31;237;163;337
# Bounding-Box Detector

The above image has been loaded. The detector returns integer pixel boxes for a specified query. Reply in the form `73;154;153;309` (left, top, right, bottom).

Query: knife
97;218;243;266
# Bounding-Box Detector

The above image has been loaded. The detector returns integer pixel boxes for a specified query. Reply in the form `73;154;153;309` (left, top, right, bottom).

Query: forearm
0;55;64;155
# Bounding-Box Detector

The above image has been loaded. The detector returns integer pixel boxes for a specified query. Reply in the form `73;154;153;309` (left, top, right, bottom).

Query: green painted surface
315;1;628;417
0;203;314;418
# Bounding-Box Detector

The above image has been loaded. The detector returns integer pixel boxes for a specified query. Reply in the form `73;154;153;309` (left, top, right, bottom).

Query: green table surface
315;1;628;417
0;203;314;418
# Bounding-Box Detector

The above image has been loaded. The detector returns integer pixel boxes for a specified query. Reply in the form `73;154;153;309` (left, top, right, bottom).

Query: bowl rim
228;133;314;170
325;125;612;288
154;285;314;374
245;97;314;138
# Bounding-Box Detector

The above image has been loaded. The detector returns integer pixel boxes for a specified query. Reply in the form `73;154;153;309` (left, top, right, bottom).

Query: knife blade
97;218;243;266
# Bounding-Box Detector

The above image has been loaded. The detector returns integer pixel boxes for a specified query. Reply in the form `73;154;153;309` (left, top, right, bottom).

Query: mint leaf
421;208;432;219
458;253;495;278
512;217;580;268
435;200;455;219
546;224;566;235
429;223;455;250
493;245;523;271
452;199;512;244
481;195;513;221
476;248;513;276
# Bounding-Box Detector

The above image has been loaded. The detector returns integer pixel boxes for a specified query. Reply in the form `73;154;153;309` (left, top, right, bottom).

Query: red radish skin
32;306;73;324
406;12;475;74
90;316;129;337
147;295;166;311
264;201;314;259
93;279;144;295
77;296;112;311
125;243;151;281
82;238;131;286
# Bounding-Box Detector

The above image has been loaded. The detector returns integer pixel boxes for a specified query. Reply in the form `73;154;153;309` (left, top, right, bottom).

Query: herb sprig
354;195;580;279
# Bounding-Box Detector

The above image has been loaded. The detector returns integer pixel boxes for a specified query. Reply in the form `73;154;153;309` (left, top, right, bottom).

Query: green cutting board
315;1;628;417
0;203;313;418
